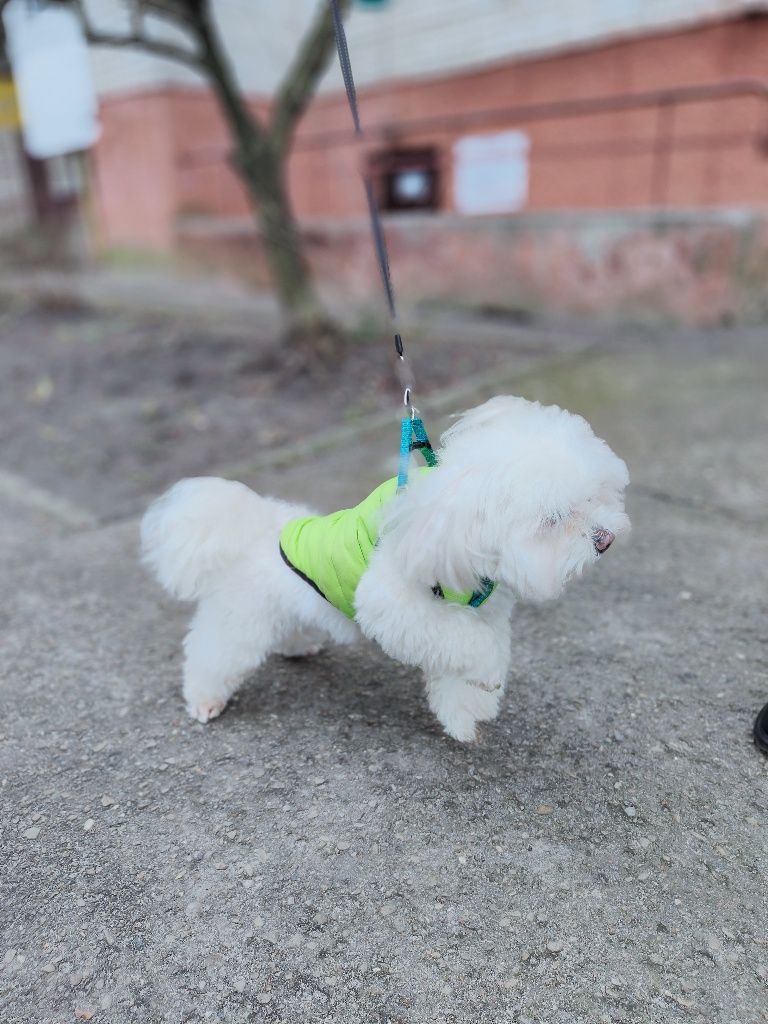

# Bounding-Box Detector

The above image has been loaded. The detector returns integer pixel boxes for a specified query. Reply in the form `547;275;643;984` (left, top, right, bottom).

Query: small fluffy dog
141;396;629;742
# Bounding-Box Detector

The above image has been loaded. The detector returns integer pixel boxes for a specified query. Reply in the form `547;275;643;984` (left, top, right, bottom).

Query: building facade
86;1;768;321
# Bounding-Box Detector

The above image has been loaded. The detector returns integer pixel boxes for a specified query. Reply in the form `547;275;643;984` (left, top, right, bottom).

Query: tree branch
70;0;205;71
138;1;202;32
182;1;268;159
270;0;353;155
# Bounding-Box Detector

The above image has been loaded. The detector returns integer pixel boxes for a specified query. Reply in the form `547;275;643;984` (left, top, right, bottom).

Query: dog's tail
141;477;270;601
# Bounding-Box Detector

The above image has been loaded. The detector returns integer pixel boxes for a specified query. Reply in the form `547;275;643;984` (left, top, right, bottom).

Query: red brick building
91;4;768;323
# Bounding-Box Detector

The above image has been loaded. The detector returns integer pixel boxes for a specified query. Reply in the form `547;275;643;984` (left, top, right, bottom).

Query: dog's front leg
355;554;512;741
424;608;512;742
424;674;505;742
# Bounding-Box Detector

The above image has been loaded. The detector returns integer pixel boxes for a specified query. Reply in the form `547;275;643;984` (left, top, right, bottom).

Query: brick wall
177;209;768;325
91;15;768;323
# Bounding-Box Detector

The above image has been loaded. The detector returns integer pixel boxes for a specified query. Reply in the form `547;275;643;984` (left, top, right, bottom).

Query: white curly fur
140;396;630;741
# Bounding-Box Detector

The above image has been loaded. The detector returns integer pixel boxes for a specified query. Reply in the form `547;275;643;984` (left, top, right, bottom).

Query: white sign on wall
453;130;530;215
2;0;100;159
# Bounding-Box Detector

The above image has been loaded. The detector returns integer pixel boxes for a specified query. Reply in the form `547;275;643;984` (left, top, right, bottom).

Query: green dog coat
279;474;495;620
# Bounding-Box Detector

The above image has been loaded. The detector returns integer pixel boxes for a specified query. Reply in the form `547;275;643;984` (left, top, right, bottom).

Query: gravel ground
1;295;767;1023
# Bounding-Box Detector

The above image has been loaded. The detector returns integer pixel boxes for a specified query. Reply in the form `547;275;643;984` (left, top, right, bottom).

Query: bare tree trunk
66;0;352;362
235;140;339;359
190;1;343;362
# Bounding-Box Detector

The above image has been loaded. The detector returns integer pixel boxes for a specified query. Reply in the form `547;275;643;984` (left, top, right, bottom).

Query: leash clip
396;334;417;418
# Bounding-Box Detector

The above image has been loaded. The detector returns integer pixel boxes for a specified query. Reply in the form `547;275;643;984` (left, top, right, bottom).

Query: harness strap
469;578;496;607
411;417;437;467
398;416;437;489
396;417;496;608
432;578;496;608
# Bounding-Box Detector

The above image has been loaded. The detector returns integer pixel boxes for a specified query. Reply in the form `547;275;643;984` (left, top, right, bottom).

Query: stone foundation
177;209;768;326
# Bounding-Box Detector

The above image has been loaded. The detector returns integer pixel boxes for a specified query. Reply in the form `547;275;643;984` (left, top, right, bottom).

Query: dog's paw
428;676;501;741
187;698;227;724
441;712;479;744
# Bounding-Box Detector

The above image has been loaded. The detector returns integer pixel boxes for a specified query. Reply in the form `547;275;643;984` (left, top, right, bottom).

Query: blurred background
1;0;767;519
3;0;768;323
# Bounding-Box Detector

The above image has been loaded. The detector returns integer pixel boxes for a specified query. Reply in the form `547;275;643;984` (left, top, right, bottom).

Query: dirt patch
0;303;563;520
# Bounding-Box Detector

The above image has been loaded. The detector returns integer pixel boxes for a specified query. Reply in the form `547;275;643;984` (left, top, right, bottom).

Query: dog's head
386;396;630;602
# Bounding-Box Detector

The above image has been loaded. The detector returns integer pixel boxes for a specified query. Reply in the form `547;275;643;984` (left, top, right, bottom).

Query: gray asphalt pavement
1;309;767;1023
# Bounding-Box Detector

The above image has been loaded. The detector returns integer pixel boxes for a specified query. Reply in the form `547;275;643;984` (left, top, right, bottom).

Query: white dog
141;396;629;742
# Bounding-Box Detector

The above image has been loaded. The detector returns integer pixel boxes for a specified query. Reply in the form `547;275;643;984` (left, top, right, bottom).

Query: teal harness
280;417;496;620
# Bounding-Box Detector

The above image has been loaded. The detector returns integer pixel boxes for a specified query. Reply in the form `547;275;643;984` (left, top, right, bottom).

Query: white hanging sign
453;131;530;215
2;0;100;158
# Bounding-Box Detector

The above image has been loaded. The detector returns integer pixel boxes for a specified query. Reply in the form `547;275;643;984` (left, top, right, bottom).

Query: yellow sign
0;79;21;130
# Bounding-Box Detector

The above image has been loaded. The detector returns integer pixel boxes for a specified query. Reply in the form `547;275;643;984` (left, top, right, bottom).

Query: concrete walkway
1;313;767;1023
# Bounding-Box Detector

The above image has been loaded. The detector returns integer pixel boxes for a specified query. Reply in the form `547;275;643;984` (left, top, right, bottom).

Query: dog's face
386;396;630;601
457;397;630;602
495;473;630;603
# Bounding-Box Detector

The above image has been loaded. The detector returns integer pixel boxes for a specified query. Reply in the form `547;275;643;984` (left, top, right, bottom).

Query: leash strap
364;177;396;319
329;0;414;408
329;5;487;602
329;0;361;134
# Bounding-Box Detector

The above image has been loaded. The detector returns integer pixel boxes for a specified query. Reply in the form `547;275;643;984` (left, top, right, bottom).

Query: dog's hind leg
181;597;276;723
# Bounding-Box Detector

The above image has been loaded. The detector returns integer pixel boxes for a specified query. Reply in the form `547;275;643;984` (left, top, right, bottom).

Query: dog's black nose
593;528;615;553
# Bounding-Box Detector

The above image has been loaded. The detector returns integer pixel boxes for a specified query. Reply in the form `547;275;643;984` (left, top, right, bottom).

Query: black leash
329;0;415;414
